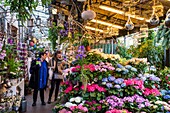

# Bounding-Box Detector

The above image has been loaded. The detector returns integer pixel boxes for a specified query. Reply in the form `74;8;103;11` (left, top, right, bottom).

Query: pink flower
74;87;79;91
97;87;106;92
64;86;73;93
82;107;88;112
97;105;102;110
71;65;81;72
124;79;135;86
151;88;160;96
87;85;95;92
70;106;76;111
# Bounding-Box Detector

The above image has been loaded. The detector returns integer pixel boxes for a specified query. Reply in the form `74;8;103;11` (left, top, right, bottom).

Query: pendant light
77;0;86;1
165;14;170;28
164;9;170;28
149;0;159;25
125;6;134;30
60;0;69;5
81;0;96;20
36;15;41;26
125;16;134;30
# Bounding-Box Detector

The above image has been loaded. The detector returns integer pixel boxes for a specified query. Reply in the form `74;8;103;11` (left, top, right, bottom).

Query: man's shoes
42;102;46;105
47;100;51;104
32;103;36;106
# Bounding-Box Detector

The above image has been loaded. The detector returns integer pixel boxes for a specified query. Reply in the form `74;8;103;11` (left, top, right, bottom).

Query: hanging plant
4;0;51;21
48;23;60;50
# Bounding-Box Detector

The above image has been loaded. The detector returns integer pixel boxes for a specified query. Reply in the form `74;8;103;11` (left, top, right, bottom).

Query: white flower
75;97;82;103
65;102;73;108
69;98;75;102
164;106;170;111
72;104;77;107
155;101;163;104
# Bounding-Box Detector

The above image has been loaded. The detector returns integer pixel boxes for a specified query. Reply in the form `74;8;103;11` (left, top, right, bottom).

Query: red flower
64;86;73;93
166;76;169;80
97;105;102;110
74;87;79;91
87;85;96;92
71;65;81;72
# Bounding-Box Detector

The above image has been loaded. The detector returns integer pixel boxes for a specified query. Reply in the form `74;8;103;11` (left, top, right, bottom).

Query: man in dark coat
29;52;48;106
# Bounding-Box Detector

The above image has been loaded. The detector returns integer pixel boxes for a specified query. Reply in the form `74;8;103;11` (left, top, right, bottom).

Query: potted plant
82;39;90;51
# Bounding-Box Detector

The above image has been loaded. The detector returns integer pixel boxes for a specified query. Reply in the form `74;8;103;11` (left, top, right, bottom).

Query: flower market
1;0;170;113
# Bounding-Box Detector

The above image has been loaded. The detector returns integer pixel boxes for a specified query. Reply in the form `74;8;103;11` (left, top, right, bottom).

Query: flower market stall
53;48;170;113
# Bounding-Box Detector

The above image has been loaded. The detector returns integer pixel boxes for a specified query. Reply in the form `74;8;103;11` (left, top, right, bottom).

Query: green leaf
90;92;96;97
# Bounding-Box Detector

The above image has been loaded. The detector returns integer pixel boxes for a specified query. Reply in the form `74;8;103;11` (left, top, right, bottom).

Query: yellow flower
153;105;158;109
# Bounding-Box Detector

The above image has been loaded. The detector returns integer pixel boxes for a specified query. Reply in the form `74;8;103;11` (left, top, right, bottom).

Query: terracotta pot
86;46;91;51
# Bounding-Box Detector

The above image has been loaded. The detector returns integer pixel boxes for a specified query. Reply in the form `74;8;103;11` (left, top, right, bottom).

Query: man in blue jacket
29;52;48;106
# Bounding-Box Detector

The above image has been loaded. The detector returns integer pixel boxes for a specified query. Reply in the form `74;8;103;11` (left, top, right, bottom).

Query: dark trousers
48;79;62;101
33;88;45;103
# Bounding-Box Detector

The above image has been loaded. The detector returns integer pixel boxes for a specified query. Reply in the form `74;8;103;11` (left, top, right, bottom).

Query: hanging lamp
149;0;159;25
165;14;170;28
60;0;69;5
77;0;86;2
81;0;96;20
125;16;134;30
164;9;170;28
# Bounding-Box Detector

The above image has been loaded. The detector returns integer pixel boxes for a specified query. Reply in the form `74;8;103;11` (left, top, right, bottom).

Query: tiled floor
26;89;56;113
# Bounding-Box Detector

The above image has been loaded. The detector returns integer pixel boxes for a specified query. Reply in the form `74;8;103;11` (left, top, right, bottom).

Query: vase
86;46;91;51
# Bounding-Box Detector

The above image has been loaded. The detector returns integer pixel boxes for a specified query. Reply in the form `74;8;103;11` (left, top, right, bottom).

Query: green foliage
117;45;132;60
128;39;163;68
48;23;61;50
155;24;170;49
81;38;89;47
4;0;51;21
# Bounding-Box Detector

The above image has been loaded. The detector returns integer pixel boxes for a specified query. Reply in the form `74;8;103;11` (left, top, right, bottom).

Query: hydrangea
114;78;124;84
102;78;108;82
106;83;113;88
114;85;121;89
125;65;132;69
131;67;137;72
163;95;170;100
121;83;126;87
116;68;122;72
108;76;115;82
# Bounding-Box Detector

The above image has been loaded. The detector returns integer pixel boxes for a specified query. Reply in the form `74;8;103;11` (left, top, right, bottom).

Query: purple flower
78;45;85;51
145;102;151;107
114;85;121;89
106;83;113;88
138;104;145;109
136;97;145;103
149;76;160;81
102;78;108;82
108;76;115;82
114;78;124;84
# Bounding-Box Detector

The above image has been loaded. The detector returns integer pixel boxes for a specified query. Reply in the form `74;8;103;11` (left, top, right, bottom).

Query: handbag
54;73;63;80
49;59;54;80
49;68;53;80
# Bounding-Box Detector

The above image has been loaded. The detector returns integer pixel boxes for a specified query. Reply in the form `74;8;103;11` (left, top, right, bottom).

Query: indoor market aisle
26;90;56;113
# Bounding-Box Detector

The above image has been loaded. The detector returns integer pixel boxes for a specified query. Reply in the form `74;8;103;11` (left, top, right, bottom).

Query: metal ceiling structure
50;0;169;37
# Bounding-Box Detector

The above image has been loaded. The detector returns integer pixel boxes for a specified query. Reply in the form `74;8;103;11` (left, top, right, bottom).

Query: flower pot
86;46;91;51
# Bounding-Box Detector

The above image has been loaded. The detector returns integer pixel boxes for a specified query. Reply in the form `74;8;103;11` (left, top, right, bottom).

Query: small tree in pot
82;38;90;51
